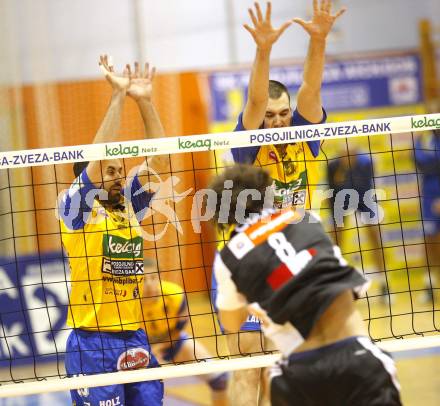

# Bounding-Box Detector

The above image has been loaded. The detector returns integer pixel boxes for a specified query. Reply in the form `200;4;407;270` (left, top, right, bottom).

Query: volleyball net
0;113;440;397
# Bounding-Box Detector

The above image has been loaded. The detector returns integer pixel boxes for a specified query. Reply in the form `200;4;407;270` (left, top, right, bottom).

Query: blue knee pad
207;372;229;391
162;332;189;362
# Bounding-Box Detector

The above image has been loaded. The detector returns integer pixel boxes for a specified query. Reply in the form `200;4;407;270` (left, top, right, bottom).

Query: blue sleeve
230;112;261;164
174;297;189;331
292;108;327;158
415;136;440;175
58;169;99;230
125;175;154;223
356;155;374;191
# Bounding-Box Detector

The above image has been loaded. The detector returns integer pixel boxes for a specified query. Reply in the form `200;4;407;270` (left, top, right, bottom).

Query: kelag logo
178;137;212;150
411;116;440;129
105;144;139;157
103;235;143;258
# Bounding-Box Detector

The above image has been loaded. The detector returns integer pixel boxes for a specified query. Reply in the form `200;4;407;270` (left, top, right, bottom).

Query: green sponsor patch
103;235;143;259
273;171;307;192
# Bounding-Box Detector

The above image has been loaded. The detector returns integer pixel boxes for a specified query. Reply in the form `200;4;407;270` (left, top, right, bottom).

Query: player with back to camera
141;258;229;406
59;55;169;406
211;163;402;406
211;1;345;404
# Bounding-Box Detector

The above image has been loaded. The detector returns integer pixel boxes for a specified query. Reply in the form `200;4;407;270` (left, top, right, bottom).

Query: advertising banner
0;254;69;366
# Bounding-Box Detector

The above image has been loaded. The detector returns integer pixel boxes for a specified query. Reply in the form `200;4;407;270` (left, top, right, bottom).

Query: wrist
256;46;272;55
111;89;127;100
310;35;327;44
136;97;153;109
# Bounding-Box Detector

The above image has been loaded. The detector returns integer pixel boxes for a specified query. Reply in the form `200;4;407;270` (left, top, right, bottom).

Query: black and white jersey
214;209;369;355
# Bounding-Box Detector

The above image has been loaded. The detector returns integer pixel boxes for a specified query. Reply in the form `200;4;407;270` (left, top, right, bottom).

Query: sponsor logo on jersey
103;235;143;259
102;258;144;276
102;235;144;276
117;348;150;371
102;275;144;285
273;172;307;209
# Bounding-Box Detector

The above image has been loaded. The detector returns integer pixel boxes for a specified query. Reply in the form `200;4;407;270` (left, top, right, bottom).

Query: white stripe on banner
357;337;401;391
0;114;439;169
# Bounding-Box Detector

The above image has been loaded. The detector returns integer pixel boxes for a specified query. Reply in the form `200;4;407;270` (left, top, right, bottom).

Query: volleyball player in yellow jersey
59;55;169;406
141;259;229;406
211;1;346;404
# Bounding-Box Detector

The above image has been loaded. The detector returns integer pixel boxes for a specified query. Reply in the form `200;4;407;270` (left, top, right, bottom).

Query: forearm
86;91;126;183
248;48;271;105
136;98;169;174
243;48;271;130
93;91;126;144
137;98;165;139
296;37;326;123
219;308;249;333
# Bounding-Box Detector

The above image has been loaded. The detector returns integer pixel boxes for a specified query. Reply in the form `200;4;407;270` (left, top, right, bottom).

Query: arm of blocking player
293;0;346;123
242;2;292;130
213;255;249;332
127;61;170;177
85;55;129;185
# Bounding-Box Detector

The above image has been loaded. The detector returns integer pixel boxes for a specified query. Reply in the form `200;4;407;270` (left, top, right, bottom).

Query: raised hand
126;62;156;102
293;0;346;40
98;54;130;92
244;2;292;51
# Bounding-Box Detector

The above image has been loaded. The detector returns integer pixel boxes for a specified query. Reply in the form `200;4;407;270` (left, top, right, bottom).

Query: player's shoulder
225;209;304;256
160;280;184;296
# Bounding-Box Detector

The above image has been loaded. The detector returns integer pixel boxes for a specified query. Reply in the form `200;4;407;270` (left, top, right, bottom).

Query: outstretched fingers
134;61;140;77
99;54;112;75
333;7;346;20
254;2;263;22
150;66;156;81
321;0;331;14
265;1;272;22
248;7;258;27
243;24;257;41
124;64;132;78
276;20;292;38
292;17;307;30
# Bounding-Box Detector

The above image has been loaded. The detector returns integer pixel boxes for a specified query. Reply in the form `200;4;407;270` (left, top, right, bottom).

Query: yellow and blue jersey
231;109;326;209
141;280;187;342
59;169;153;331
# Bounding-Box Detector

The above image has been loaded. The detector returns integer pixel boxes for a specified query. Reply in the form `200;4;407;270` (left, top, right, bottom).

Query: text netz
249;123;391;143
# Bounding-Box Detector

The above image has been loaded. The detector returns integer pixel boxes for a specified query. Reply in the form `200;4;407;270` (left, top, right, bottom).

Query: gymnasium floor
0;290;439;405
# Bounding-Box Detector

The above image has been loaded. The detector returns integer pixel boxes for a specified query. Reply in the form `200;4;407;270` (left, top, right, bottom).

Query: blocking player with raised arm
211;1;345;403
59;55;168;406
141;259;229;406
232;0;345;206
210;164;402;406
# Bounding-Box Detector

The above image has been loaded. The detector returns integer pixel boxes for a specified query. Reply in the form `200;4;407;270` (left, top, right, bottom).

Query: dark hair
208;164;272;230
269;80;290;104
73;161;89;178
